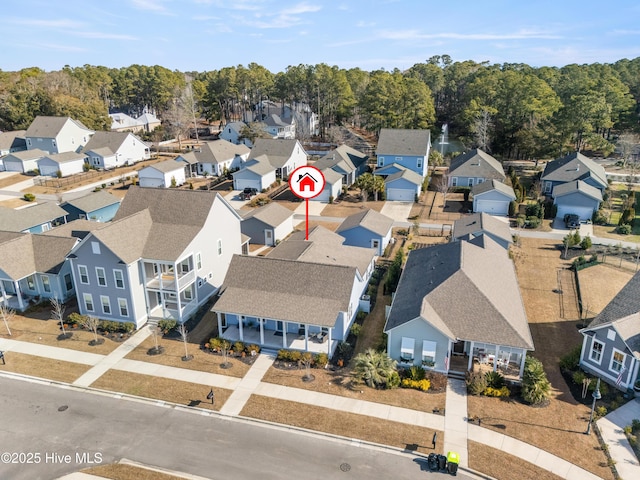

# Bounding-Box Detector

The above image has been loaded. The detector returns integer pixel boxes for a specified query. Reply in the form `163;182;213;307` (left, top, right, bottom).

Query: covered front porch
450;340;527;382
216;313;335;356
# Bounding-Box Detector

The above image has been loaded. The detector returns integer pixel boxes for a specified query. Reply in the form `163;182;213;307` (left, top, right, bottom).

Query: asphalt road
0;376;473;480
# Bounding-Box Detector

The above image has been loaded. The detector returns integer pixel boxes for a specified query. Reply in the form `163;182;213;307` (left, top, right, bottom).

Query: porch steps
447;370;466;381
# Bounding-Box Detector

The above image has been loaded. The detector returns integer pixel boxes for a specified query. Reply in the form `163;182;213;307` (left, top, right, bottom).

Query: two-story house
25;116;94;154
67;187;243;328
249;138;308;180
177;139;251;177
376;128;431;177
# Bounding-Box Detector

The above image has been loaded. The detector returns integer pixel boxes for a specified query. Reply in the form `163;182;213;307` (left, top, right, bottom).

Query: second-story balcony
144;260;196;292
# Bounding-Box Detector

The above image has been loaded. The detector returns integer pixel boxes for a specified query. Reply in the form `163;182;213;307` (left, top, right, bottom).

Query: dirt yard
577;263;633;318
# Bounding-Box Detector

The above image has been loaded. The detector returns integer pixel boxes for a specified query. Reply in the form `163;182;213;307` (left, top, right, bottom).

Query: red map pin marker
288;165;326;240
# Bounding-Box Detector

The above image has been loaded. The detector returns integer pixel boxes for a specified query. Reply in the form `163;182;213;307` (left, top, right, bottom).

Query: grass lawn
468;441;563;480
84;463;185;480
577;263;633;318
124;336;250;379
90;370;232;412
0;352;90;383
240;394;442;456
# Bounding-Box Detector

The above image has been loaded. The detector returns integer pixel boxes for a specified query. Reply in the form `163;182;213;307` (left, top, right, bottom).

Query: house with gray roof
177;139;250;177
60;190;121;223
448;149;506;188
25;116;94;154
240;202;295;246
0;130;27;159
452;212;513;250
384;237;533;379
249;138;307;179
383;164;424;201
579;272;640;391
83;131;150;169
0;203;68;233
37;151;87;177
219;121;250;147
0;231;78;311
541;152;607;197
136;112;161;133
212;255;359;357
138;159;186;188
471;178;516;216
68;186;243;327
109;112;144;133
313;166;342;203
552;180;603;222
376;128;431;177
336;208;393;255
261;113;295;139
232;155;277;192
2;148;47;173
315;144;369;186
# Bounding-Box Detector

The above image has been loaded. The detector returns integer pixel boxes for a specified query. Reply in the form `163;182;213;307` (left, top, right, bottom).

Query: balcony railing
145;269;196;291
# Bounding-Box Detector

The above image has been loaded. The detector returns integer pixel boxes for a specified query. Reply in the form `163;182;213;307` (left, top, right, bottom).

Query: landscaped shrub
23;193;36;202
508;200;517;217
484;370;505;389
158;319;177;334
277;349;289;361
67;312;87;326
247;344;261;355
581;236;592;250
521;356;551;406
401;378;431;391
407;365;426;381
353;348;398;389
484;386;510;397
526;216;540;228
335;341;353;362
465;371;487;396
386;371;401;389
592;209;607;225
350;323;362;337
617;224;632;235
289;350;302;363
572;370;586;386
314;352;328;368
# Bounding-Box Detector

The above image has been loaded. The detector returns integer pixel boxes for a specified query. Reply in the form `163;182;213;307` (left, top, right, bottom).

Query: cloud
8;18;84;29
238;2;321;29
74;32;139;41
30;42;88;53
193;15;221;21
379;29;561;41
280;3;321;15
130;0;173;14
356;21;376;28
610;29;640;35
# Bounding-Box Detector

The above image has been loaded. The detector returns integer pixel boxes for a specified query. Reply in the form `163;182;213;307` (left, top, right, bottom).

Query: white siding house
38;152;87;177
138;160;186;188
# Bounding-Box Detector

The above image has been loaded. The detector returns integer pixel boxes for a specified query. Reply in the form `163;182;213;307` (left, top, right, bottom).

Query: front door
265;229;273;246
453;340;465;355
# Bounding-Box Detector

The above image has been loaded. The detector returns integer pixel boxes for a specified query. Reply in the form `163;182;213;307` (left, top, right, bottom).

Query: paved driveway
380;201;413;222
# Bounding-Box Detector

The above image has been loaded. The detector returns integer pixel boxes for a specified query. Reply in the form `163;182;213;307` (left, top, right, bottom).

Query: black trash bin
428;453;438;471
437;453;447;471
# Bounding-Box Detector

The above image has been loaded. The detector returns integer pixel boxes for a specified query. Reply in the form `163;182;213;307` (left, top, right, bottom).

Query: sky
3;0;640;73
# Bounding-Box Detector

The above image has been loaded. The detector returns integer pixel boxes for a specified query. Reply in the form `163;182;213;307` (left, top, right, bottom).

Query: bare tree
301;352;314;381
50;298;68;339
178;323;192;361
0;304;14;336
149;325;163;355
220;338;231;368
617;132;639;168
81;315;101;345
433;174;451;205
473;109;493;152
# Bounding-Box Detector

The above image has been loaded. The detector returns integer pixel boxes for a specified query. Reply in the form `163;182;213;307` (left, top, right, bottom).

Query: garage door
234;178;260;191
139;177;165;188
475;199;508;216
556;204;593;222
386;188;414;202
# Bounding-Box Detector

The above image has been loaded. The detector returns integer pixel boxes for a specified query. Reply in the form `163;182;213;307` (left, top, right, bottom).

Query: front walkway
597;397;640;480
444;379;469;467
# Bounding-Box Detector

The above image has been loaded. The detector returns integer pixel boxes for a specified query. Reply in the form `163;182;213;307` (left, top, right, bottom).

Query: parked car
240;187;258;200
564;213;580;228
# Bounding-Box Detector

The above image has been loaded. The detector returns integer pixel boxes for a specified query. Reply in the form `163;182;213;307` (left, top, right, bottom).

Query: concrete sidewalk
0;337;104;365
444;379;469;467
598;397;640;480
219;352;275;416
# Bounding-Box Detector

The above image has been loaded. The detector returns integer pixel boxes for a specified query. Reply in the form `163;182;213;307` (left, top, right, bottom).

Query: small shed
138;159;186;188
38;152;87;177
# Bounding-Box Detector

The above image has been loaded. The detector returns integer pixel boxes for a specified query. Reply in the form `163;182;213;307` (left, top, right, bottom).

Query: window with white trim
378;156;384;166
101;295;111;314
610;349;625;373
607;329;616;341
113;269;124;289
468;178;474;186
64;273;73;291
544;181;552;193
400;337;415;362
26;275;36;291
451;177;458;187
78;265;89;284
196;252;202;270
422;340;437;366
417;157;423;169
118;298;129;317
42;275;51;293
91;241;101;254
83;293;94;312
96;267;107;287
590;339;604;364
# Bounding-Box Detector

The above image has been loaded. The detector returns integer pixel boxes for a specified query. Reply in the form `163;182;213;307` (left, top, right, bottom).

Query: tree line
1;55;639;159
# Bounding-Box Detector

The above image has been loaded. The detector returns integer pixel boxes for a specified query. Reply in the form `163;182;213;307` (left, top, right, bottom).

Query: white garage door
556;204;594;222
386;188;414;202
139;177;165;188
234;178;261;191
475;199;508;216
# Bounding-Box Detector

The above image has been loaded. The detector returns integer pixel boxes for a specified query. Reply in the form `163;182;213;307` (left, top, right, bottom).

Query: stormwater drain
58;405;68;412
340;463;351;472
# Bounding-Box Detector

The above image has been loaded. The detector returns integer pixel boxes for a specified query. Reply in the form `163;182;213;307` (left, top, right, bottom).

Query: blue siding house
376;128;431;177
0;203;67;233
61;190;121;223
541;152;607;196
336;209;393;256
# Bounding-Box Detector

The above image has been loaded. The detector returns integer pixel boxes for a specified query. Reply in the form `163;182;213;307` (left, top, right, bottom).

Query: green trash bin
447;451;459;475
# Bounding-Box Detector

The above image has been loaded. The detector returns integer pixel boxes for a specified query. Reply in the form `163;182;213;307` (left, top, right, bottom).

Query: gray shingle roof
385;165;423;185
263;113;292;127
541;152;607;188
144;158;184;173
471;179;515;199
315;144;368;174
0;130;26;151
0;231;76;279
213;255;355;327
85;146;114;157
5;148;47;161
42;219;106;240
26;116;93;138
42;151;86;164
453;213;513;246
336;208;393;237
193;139;250;165
241;202;293;227
82;131;142;154
319;167;343;185
0;203;68;232
62;190;120;214
376;128;431;156
449;149;506;180
552;180;603;201
250;138;306;168
267;225;375;277
384;240;533;350
237;155;275;176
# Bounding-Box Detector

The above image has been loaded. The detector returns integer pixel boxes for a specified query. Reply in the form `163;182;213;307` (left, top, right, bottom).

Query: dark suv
240;187;258;200
563;213;580;228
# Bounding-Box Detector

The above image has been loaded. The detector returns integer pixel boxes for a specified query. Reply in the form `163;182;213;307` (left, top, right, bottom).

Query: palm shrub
353;348;398;389
521;356;551;406
485;370;505;389
407;365;426;381
465;371;487;395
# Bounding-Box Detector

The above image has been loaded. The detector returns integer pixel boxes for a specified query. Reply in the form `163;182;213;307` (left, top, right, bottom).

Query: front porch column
282;322;287;348
304;324;308;351
176;291;183;322
216;312;223;336
519;351;527;378
446;339;452;372
327;328;332;355
467;341;475;371
259;318;264;345
493;345;500;372
14;281;24;310
0;281;8;306
239;316;244;342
